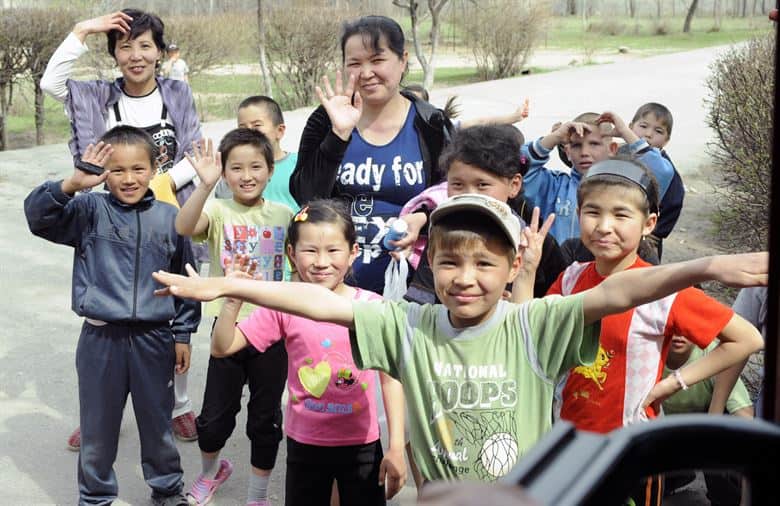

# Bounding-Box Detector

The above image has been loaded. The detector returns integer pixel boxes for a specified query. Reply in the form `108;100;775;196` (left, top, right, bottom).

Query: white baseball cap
429;194;522;249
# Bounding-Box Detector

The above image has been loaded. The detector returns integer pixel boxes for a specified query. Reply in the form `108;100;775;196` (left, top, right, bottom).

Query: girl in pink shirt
210;200;406;506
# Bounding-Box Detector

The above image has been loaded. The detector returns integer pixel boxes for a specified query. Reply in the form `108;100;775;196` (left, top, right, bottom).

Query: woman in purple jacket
40;8;202;450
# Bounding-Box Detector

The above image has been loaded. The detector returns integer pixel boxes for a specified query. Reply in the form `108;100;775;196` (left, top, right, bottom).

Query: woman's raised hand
73;11;133;43
315;70;363;141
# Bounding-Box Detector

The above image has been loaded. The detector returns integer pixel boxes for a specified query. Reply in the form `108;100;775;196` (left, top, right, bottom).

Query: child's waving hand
62;142;113;194
185;138;222;188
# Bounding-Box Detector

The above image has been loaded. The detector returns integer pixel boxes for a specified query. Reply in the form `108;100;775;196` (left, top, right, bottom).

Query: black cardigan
289;89;454;204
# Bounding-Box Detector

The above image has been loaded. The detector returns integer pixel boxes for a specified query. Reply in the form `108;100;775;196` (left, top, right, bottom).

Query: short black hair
238;95;285;127
439;124;527;178
218;128;274;171
631;102;674;136
99;125;158;167
107;9;166;58
340;15;405;61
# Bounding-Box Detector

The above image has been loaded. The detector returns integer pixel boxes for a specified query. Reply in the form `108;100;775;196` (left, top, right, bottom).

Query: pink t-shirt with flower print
238;288;381;447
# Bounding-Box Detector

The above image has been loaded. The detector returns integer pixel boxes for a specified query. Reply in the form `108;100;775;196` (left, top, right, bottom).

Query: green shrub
705;35;773;252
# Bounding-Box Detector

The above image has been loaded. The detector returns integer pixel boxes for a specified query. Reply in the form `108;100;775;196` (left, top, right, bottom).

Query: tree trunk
256;0;273;97
0;82;7;151
683;0;699;33
567;0;577;15
741;0;747;16
424;0;449;90
656;0;662;18
714;0;722;28
628;0;636;18
34;77;45;145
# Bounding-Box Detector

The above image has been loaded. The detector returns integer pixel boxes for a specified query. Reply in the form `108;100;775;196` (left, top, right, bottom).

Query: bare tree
628;0;636;17
393;0;449;90
714;0;722;29
0;10;26;151
257;0;273;96
18;8;76;145
567;0;577;15
683;0;699;33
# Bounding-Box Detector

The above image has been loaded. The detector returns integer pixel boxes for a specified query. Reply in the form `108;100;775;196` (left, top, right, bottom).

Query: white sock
201;454;220;480
247;472;270;502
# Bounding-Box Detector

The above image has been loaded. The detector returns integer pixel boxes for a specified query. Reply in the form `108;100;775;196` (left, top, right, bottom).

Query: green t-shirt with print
351;294;599;482
194;198;294;318
662;340;753;415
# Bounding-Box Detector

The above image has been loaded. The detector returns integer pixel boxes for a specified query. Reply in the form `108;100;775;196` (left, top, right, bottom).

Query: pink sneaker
67;427;81;451
186;459;233;505
172;411;198;441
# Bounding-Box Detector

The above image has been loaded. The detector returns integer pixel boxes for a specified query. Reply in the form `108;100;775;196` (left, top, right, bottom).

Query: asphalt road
0;44;736;504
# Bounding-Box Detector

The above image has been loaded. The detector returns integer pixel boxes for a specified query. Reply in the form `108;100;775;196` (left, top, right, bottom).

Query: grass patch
540;15;772;52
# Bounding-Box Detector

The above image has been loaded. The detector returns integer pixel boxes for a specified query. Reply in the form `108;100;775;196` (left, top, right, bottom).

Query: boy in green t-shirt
153;194;766;483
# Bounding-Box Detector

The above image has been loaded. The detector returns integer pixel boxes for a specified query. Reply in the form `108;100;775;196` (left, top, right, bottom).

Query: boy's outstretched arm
153;265;355;328
582;252;768;326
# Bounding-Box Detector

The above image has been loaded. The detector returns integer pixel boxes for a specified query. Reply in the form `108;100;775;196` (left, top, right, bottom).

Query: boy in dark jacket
24;126;200;506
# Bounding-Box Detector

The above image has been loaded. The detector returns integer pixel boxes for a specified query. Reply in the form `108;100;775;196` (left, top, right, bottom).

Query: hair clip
520;155;527;165
294;206;310;222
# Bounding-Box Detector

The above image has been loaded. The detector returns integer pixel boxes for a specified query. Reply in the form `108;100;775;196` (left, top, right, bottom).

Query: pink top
399;181;448;269
238;288;382;446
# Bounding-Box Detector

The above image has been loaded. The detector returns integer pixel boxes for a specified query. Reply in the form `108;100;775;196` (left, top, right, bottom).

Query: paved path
0;44;733;504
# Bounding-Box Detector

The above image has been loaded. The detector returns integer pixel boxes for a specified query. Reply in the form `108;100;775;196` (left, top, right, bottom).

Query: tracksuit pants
76;321;183;505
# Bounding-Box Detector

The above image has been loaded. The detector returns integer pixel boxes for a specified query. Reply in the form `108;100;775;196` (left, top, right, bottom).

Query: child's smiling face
223;144;273;206
429;234;519;329
104;143;154;205
288;222;358;293
237;105;285;150
578;184;657;273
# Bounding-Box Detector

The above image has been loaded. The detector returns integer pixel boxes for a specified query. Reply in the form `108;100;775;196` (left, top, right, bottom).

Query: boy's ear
608;141;619;155
276;123;286;141
507;251;523;283
509;174;522;198
643;213;658;236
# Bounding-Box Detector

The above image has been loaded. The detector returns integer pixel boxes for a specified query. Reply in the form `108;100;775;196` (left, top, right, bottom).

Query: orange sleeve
666;287;735;349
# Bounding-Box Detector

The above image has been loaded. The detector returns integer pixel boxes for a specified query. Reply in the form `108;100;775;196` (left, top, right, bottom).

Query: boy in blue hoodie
522;111;675;245
24;125;200;506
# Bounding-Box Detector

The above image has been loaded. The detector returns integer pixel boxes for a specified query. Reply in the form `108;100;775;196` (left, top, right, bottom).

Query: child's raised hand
224;252;258;279
379;446;407;499
597;111;635;141
185;138;222;188
516;98;530;122
62;142;113;194
520;207;555;277
315;70;363;141
553;121;592;144
153;263;222;301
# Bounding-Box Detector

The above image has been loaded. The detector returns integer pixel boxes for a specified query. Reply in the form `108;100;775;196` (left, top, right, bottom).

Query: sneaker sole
66;444;80;452
174;432;199;442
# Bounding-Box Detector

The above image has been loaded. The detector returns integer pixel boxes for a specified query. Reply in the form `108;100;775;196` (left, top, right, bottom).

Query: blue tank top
335;103;425;293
